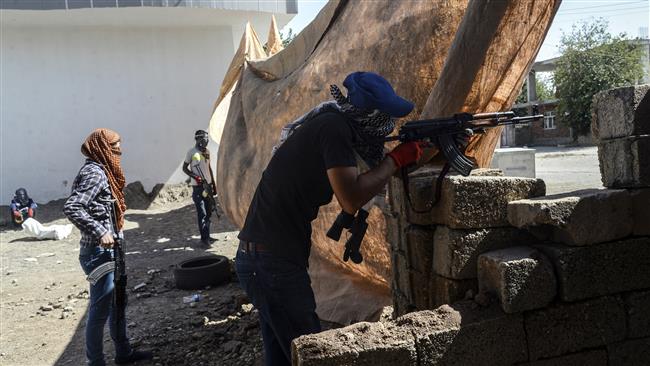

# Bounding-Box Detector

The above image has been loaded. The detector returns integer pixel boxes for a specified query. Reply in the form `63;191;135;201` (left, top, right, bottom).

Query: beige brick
625;290;650;339
433;226;537;279
524;296;626;360
431;274;477;307
608;338;650;366
537;238;650;302
591;84;650;140
520;350;607;366
599;135;650;188
406;227;434;274
629;188;650;236
407;175;546;228
508;189;633;245
478;247;556;314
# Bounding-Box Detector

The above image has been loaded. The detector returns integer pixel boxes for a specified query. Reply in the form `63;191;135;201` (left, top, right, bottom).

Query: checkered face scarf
81;128;127;230
329;84;395;167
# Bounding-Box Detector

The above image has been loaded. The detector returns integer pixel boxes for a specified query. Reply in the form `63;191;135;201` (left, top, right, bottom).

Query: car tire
173;255;230;290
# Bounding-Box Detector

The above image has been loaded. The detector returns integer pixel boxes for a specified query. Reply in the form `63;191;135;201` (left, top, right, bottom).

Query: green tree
554;18;643;138
516;75;556;104
280;28;296;47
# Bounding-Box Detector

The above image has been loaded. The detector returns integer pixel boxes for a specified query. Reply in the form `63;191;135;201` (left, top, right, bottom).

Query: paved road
534;146;603;195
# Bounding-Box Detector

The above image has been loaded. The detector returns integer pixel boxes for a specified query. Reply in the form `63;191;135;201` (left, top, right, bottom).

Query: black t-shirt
238;111;357;267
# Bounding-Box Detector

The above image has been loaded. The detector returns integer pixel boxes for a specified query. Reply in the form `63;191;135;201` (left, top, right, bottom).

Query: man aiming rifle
327;109;543;264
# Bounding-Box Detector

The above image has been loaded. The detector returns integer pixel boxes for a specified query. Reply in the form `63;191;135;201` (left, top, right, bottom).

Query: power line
558;0;646;13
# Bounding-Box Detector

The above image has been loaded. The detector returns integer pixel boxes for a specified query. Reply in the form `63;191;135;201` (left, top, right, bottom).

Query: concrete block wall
387;168;545;315
291;85;649;365
592;84;650;188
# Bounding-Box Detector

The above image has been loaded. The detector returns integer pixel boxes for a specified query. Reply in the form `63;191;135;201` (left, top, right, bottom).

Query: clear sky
281;0;650;62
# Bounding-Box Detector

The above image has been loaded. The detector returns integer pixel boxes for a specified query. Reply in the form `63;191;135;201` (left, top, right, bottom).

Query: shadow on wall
52;203;239;366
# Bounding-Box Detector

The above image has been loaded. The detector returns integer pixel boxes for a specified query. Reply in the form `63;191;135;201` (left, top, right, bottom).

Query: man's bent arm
182;162;194;179
327;157;397;214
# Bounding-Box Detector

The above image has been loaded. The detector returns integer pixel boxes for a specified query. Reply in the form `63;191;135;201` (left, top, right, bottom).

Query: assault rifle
110;200;128;342
327;110;543;263
383;110;542;176
196;165;221;219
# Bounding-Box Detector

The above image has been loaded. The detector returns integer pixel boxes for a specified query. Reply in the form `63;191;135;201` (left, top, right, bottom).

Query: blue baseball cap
343;72;414;118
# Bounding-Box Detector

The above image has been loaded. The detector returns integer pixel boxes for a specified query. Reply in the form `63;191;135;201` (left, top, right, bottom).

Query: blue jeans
235;246;321;366
79;247;132;366
192;186;212;240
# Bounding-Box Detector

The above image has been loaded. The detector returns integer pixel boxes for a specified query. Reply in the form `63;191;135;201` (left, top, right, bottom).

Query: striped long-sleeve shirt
63;160;115;248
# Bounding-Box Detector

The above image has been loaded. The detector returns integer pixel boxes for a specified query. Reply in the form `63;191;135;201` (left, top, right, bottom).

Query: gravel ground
0;196;264;366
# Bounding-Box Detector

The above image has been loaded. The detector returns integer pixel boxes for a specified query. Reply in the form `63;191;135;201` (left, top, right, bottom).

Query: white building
0;0;296;203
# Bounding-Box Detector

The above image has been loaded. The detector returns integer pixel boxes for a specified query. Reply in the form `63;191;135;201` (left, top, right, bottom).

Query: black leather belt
238;240;269;253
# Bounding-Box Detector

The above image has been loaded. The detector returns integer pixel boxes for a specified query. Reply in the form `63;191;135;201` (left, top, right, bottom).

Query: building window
543;111;556;130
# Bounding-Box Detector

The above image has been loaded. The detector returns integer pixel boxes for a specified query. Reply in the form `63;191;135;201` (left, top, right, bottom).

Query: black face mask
195;137;209;150
15;188;29;206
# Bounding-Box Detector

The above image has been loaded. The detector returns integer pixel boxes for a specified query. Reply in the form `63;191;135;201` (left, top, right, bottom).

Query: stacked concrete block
607;338;650;366
524;296;626;361
536;238;650;302
293;302;528;366
477;246;556;313
517;350;607;366
406;175;546;227
592;84;650;188
388;170;545;316
507;189;633;245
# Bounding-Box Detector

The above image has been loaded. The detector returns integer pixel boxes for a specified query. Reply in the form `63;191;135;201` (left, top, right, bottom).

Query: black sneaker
208;237;219;243
115;350;153;365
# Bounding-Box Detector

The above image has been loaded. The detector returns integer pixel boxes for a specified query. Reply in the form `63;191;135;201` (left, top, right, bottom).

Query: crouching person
63;128;152;366
10;188;37;227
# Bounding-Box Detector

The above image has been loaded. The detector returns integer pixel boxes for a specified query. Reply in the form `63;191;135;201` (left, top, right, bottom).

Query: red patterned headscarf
81;128;127;230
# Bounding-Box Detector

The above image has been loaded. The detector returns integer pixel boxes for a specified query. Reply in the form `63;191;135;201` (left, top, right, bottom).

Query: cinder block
433;226;537;279
591;84;650;140
406;227;434;274
607;337;650;366
398;302;528;366
431;274;477;307
524;296;626;360
392;289;414;318
629;188;650;236
508;189;633;245
410;270;432;310
292;320;418;366
408;175;546;228
392;253;412;303
519;350;607;366
478;247;556;314
599;135;650;188
537;238;650;302
294;302;528;366
625;290;650;339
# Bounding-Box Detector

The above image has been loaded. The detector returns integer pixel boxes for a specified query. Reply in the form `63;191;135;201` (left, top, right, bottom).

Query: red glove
194;175;203;184
27;208;34;218
387;142;423;168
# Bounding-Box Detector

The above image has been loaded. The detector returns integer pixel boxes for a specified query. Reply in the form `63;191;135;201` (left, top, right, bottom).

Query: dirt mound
124;182;193;210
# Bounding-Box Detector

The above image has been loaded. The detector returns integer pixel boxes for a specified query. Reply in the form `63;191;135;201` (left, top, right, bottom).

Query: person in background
10;188;37;227
182;130;217;247
63;128;152;366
